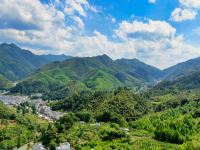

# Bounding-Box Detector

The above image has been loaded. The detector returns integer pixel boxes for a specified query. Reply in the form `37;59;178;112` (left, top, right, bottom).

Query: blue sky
0;0;200;69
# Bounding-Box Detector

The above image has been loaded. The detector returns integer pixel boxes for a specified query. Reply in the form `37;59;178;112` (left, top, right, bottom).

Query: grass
24;113;49;129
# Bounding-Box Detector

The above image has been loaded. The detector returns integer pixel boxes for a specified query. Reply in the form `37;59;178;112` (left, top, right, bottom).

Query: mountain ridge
3;43;200;93
0;43;71;81
11;54;162;94
163;56;200;81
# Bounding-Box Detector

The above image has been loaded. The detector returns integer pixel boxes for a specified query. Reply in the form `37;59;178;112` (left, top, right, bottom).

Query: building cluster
0;93;64;122
0;95;29;106
31;99;64;121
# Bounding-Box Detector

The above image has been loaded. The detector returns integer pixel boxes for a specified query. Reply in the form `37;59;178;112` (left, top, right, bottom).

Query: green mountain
152;70;200;94
0;43;70;81
12;55;162;94
116;59;164;83
0;74;13;90
163;57;200;80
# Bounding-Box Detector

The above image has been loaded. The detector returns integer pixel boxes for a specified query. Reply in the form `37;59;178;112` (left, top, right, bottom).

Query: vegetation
163;56;200;81
11;54;165;94
39;89;200;149
0;74;13;90
39;88;200;149
0;102;48;150
3;43;200;149
0;43;70;81
50;88;148;121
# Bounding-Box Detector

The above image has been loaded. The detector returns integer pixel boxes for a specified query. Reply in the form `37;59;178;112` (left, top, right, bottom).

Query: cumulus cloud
114;20;176;41
170;8;197;22
171;0;200;22
63;20;200;69
111;19;200;68
63;0;98;30
0;0;65;30
180;0;200;9
0;0;75;50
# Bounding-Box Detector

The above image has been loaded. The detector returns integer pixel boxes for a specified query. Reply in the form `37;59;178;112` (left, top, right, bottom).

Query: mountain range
1;43;200;92
12;54;163;93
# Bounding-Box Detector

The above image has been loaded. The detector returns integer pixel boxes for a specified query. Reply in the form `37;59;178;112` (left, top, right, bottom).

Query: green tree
49;140;56;150
17;133;22;148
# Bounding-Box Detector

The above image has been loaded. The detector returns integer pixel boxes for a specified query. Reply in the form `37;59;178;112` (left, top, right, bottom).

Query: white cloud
63;0;98;30
0;0;74;51
149;0;156;4
0;29;30;42
64;0;98;17
180;0;200;9
71;16;85;30
111;17;116;23
114;20;176;41
62;20;200;69
111;20;200;68
171;0;200;22
170;8;197;22
0;0;65;30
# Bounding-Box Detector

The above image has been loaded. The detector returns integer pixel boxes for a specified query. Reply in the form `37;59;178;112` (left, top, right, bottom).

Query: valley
1;43;200;149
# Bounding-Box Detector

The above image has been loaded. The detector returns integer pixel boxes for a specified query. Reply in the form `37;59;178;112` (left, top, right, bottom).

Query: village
0;92;69;150
0;92;64;122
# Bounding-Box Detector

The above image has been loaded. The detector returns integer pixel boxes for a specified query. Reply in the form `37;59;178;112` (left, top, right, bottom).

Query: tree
55;113;76;133
49;140;56;150
32;105;36;114
17;133;22;148
75;110;93;123
41;124;57;147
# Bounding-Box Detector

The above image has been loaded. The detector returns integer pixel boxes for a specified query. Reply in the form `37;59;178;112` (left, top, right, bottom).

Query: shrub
100;127;127;141
154;115;196;144
75;110;93;123
97;111;127;127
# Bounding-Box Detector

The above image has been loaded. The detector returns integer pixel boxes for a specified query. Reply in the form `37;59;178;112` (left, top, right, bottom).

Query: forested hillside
163;57;200;81
0;43;70;81
11;55;163;94
40;88;200;149
0;75;13;90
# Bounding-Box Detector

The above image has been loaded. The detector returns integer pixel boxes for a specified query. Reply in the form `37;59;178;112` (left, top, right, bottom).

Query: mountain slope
163;57;200;80
0;74;13;90
116;59;164;83
0;43;70;81
12;55;162;94
151;70;200;95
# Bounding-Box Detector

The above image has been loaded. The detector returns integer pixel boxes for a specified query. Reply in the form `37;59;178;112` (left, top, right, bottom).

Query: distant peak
97;54;111;59
117;58;141;63
101;54;109;57
0;43;20;49
0;43;9;46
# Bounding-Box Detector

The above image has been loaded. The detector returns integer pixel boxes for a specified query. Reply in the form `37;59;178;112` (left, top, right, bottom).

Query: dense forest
3;87;200;149
36;88;200;149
